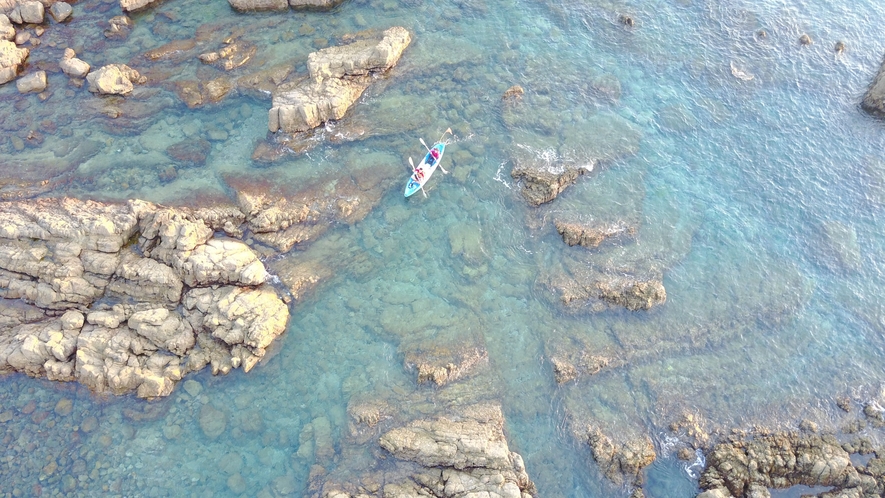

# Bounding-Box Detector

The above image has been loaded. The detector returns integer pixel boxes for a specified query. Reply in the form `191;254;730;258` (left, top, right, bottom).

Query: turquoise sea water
3;0;885;495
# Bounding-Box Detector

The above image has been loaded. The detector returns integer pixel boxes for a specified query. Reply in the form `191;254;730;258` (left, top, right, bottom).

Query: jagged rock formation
544;268;667;312
0;198;289;398
863;54;885;116
315;404;536;498
0;39;27;85
268;26;411;134
699;431;885;497
555;219;636;249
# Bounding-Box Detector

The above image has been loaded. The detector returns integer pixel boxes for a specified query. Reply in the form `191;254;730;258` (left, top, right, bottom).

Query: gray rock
18;1;44;24
228;0;288;11
289;0;346;8
15;70;45;93
863;55;885;116
49;2;72;22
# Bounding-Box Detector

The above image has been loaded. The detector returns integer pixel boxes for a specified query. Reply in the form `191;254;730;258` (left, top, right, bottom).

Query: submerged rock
555;219;636;249
545;268;666;313
15;70;45;93
48;2;72;22
228;0;288;10
863;54;885;117
268;26;411;134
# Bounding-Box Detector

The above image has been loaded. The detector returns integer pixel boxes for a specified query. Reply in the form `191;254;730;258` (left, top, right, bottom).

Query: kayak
404;143;446;197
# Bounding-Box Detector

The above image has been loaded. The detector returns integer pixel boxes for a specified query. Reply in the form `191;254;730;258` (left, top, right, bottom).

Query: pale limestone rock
0;14;14;41
108;251;183;304
120;0;159;12
0;39;27;85
86;64;142;95
269;27;411;133
307;26;411;82
15;70;45;93
173;238;267;287
59;48;90;78
184;285;288;354
48;2;72;22
128;308;195;356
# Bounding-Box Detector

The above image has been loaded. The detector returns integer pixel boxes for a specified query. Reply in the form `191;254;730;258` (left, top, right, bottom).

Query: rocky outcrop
863;55;885;116
586;429;656;487
510;151;590;207
0;198;289;398
555;219;636;249
698;432;881;497
0;39;27;85
268;27;411;134
86;64;144;95
313;404;536;498
545;269;666;312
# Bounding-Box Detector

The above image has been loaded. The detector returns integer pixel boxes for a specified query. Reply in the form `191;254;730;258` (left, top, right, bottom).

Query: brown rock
165;138;212;166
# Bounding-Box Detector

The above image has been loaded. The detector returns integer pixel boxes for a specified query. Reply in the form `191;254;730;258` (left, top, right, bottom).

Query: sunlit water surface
2;0;885;495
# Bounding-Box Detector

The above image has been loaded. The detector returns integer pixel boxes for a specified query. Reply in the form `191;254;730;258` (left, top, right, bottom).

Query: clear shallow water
3;0;885;495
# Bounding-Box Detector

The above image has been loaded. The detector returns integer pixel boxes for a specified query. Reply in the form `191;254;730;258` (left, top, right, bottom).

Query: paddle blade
408;157;415;170
419;138;431;152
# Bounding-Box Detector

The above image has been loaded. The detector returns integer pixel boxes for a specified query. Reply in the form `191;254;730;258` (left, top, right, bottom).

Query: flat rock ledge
544;270;667;313
317;404;537;498
862;54;885;116
555;219;636;249
268;26;411;134
698;431;885;497
0;197;289;398
228;0;346;11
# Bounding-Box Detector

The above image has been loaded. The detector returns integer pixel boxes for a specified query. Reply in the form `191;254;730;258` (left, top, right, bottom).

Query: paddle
407;157;428;197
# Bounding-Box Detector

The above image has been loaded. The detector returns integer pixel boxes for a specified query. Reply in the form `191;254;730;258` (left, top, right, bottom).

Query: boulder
59;48;90;78
863;56;885;116
15;70;45;93
0;14;13;41
228;0;288;10
48;2;72;22
120;0;160;12
0;39;27;85
268;27;411;134
86;64;143;95
18;1;43;24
